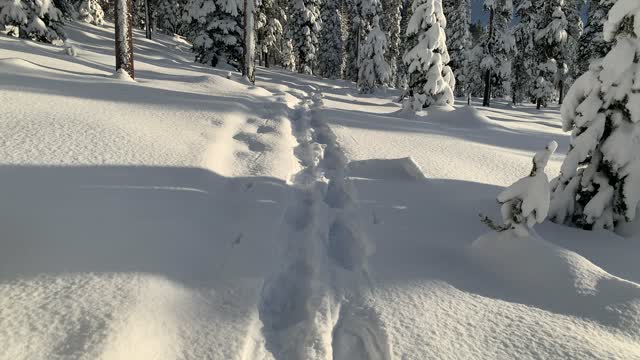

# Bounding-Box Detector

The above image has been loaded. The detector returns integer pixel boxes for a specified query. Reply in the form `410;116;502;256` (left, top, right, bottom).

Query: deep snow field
1;22;639;360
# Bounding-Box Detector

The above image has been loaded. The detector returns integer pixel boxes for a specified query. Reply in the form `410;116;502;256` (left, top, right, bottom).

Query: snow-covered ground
1;22;639;359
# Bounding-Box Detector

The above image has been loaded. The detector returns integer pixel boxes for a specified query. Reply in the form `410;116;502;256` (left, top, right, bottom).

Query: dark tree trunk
243;0;256;83
115;0;134;78
144;0;151;39
558;80;565;105
482;7;494;107
537;97;542;110
264;51;269;68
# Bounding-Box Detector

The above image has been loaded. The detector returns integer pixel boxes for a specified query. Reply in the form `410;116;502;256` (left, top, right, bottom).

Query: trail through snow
259;93;391;360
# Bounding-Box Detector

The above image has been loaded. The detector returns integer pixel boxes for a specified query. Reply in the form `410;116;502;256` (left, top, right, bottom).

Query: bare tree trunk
558;79;565;105
482;7;494;107
115;0;134;78
243;0;256;83
264;51;269;68
144;0;151;39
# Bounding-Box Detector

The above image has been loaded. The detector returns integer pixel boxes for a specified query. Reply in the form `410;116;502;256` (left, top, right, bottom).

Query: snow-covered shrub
77;0;104;25
358;16;389;93
63;38;76;55
483;141;558;236
185;0;243;68
0;0;65;42
403;0;454;109
550;0;640;232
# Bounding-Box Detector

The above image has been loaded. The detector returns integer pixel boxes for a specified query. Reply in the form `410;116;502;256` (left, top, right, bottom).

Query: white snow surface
1;21;640;360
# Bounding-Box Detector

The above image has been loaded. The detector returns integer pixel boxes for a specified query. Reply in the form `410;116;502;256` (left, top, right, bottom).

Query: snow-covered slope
1;21;639;360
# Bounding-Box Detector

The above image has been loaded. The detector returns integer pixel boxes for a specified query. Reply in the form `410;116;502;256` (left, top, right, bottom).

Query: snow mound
469;230;640;336
112;69;136;82
346;157;426;180
193;74;272;96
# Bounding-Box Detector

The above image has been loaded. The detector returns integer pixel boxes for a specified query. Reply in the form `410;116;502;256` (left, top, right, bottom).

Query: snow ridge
258;94;391;360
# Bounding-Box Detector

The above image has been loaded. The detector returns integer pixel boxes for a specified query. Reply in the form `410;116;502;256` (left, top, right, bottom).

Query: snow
1;20;640;360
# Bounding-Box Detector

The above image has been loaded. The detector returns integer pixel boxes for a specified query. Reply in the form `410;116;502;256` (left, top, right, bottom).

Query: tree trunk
115;0;134;79
243;0;256;83
144;0;151;39
482;7;494;107
558;80;565;105
264;51;269;68
537;97;542;110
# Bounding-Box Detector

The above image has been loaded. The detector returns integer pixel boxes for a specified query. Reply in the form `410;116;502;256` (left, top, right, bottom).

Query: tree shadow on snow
350;177;640;333
0;165;289;289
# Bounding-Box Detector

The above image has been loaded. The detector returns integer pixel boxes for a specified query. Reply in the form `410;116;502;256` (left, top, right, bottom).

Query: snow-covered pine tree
343;0;360;81
115;0;134;78
443;0;471;97
358;15;389;92
532;0;568;109
382;0;401;86
154;0;188;35
0;0;64;42
290;0;320;74
480;0;515;106
395;0;412;89
403;0;454;109
576;0;614;75
550;0;640;231
256;0;282;67
557;0;584;104
512;0;537;104
186;0;243;68
281;29;296;70
77;0;104;25
317;0;343;78
357;0;389;88
483;141;558;236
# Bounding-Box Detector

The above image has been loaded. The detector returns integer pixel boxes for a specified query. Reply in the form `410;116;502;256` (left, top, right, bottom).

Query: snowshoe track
258;93;391;360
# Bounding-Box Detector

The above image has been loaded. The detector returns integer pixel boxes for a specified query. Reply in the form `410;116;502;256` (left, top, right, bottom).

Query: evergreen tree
557;0;584;104
550;0;640;231
396;0;412;89
186;0;243;68
290;0;320;74
576;0;613;75
155;0;188;35
77;0;104;25
480;0;515;106
0;0;64;42
443;0;471;97
403;0;454;109
343;0;360;81
382;0;401;85
358;15;389;92
358;0;388;87
512;0;537;104
317;0;343;78
256;0;283;67
532;0;568;109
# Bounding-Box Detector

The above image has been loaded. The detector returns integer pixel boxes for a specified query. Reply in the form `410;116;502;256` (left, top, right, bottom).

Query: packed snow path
259;93;391;360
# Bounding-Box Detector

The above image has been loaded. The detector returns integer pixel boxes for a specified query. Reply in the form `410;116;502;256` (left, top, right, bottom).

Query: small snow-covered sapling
481;141;558;236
